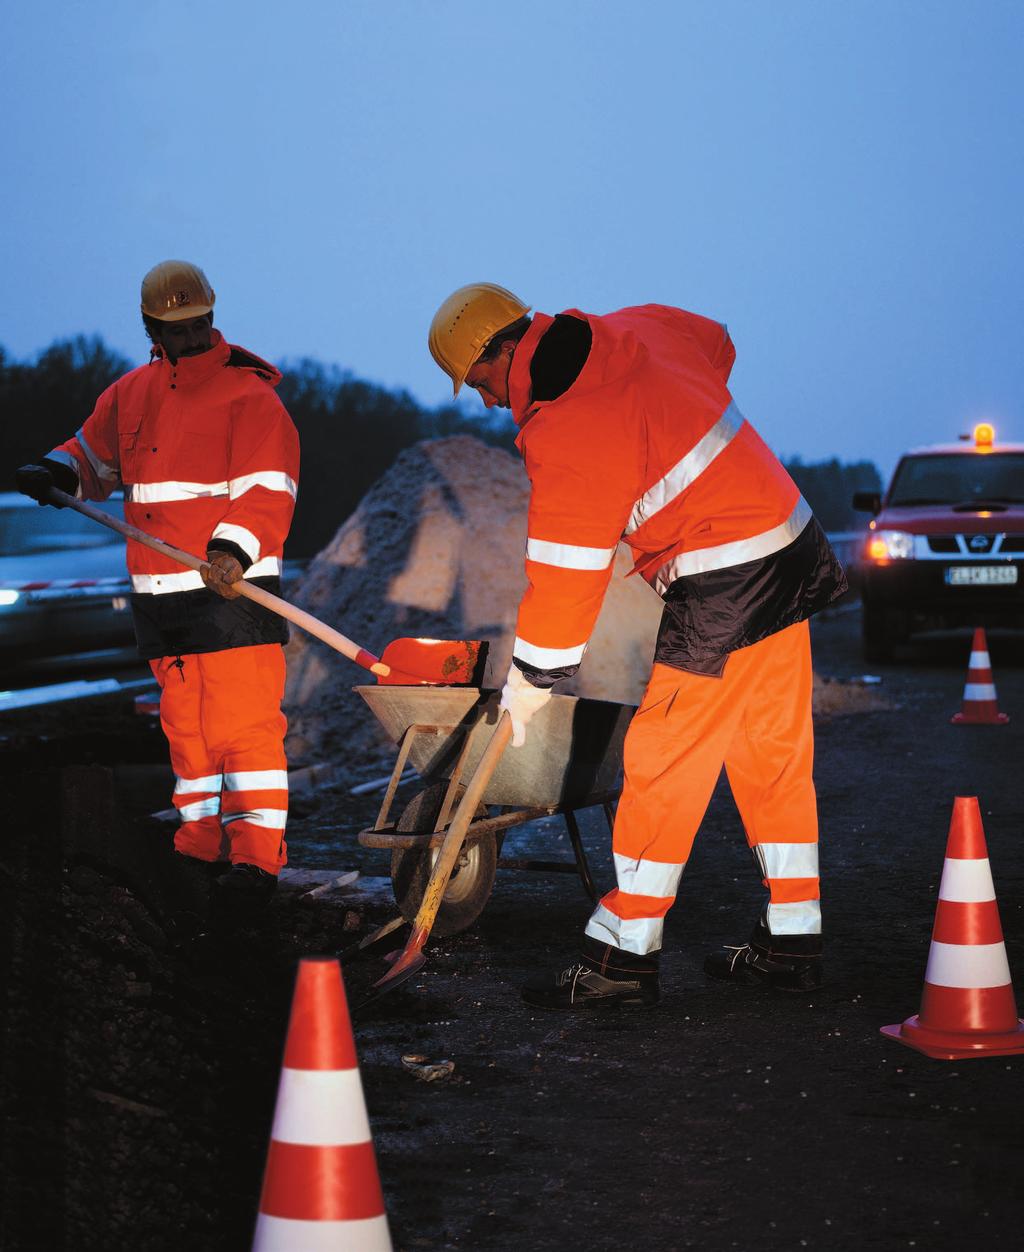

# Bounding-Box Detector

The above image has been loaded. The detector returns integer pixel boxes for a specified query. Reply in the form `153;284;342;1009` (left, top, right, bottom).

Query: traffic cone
881;796;1024;1060
951;627;1008;724
253;957;392;1250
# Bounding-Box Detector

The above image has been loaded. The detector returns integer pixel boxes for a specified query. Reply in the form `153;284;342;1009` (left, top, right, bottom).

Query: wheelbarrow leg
364;711;514;1003
564;809;598;903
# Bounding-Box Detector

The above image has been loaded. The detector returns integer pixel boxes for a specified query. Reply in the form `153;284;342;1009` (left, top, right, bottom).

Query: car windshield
887;453;1024;507
0;497;126;556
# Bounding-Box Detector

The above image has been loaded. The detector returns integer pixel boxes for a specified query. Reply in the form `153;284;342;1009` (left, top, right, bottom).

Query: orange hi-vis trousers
585;620;820;956
149;644;289;877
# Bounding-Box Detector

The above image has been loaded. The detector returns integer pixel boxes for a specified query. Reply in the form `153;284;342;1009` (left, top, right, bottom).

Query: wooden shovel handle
47;487;389;676
408;712;514;948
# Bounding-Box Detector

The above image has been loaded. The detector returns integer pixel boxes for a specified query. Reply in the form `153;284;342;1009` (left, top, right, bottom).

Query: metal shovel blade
376;637;488;686
365;711;513;1004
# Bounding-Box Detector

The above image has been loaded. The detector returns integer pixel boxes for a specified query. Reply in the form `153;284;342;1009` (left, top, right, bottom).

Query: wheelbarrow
355;685;635;939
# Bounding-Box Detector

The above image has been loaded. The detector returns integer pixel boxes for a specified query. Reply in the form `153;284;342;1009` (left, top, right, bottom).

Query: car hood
874;505;1024;535
0;544;128;587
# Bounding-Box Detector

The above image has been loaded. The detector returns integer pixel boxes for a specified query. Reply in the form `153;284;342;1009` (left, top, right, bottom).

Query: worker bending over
428;284;846;1009
16;260;299;905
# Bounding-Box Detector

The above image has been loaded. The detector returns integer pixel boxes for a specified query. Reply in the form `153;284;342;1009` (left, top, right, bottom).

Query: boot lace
723;943;751;972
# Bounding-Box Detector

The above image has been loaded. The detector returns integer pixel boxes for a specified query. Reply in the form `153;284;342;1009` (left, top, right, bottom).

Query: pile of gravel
282;435;663;770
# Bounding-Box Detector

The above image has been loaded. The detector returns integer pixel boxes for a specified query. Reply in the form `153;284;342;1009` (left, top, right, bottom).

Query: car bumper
859;559;1024;628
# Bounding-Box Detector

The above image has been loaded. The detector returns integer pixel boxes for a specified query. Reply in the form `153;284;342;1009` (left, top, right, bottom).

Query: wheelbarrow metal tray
354;686;634;808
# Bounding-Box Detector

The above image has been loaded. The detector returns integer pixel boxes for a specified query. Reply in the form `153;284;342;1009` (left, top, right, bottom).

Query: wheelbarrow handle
370;711;514;992
46;487;389;676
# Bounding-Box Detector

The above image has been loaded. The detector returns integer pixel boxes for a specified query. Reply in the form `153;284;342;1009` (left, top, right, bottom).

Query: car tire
390;782;496;937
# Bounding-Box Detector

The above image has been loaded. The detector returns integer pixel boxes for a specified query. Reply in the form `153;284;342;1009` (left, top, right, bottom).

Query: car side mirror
852;491;881;514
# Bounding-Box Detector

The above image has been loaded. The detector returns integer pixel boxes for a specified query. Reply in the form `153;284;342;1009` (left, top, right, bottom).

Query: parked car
0;491;135;664
0;491;309;667
852;424;1024;661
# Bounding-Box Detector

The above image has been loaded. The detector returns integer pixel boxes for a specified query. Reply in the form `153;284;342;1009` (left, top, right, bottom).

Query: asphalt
2;607;1023;1251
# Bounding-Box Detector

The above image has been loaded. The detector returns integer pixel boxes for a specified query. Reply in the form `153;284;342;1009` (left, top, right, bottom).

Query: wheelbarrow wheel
391;782;496;937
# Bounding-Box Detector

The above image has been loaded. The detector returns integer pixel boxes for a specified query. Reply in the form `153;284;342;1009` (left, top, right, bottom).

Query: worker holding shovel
15;260;299;909
428;285;846;1009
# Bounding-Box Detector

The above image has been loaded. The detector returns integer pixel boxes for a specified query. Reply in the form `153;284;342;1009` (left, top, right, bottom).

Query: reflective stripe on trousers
584;620;820;955
150;644;289;875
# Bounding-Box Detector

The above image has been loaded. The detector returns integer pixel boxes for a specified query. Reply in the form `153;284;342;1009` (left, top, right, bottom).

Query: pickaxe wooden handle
46;487;390;676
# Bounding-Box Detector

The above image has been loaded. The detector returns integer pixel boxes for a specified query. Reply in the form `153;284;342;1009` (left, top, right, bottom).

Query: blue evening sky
3;1;1022;478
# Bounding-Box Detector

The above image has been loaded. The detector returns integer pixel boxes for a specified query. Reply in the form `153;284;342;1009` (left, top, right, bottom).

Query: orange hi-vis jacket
508;305;845;680
47;330;299;659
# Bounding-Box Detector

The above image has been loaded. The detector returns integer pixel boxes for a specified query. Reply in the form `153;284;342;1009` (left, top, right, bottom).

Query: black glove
14;463;62;507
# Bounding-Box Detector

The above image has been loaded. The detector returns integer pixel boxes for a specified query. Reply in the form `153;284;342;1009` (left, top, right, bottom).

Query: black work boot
522;937;660;1010
704;920;823;992
214;863;278;904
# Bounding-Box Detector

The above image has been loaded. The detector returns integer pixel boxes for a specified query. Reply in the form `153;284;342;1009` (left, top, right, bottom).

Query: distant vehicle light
867;531;915;561
974;422;995;448
0;589;21;607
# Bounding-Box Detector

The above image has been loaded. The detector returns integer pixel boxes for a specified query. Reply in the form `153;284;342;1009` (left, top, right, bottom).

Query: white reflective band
513;636;587;670
177;797;221;822
252;1214;392;1252
47;447;85;482
211;522;261;563
653;496;812;592
625;401;745;536
221;807;288;829
585;904;664;956
223;770;289;792
131;480;228;504
174;773;223;795
969;651;990;670
755;843;820;880
938;857;996;904
246;556;283;578
73;429;119;483
270;1068;370;1146
526;538;617;571
613;852;685;899
229;470;298;500
925;940;1011;989
132;570;206;594
963;683;997;701
131;557;281;595
766;899;822;935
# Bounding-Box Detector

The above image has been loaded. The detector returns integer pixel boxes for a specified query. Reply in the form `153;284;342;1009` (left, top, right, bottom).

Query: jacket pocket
118;413;145;483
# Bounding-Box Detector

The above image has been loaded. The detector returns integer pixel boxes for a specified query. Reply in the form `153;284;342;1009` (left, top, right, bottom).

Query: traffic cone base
881;1016;1024;1061
950;629;1009;724
882;797;1024;1061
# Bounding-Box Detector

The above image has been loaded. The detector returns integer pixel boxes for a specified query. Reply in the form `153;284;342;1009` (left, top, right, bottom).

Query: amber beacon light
973;422;995;449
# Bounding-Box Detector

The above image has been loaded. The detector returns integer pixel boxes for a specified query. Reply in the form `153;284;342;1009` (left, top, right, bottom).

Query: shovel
361;709;514;1005
45;487;484;684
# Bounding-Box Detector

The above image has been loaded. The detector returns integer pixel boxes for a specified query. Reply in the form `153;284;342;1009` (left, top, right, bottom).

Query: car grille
924;533;1024;557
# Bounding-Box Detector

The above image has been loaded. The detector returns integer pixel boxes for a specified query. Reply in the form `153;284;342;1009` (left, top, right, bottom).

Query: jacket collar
151;328;230;387
508;313;554;426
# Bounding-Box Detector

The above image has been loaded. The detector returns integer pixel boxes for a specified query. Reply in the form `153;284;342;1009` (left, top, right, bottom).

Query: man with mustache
15;261;299;913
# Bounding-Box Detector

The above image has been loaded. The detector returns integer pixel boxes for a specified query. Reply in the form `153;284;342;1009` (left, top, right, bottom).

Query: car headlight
866;530;915;561
0;589;22;607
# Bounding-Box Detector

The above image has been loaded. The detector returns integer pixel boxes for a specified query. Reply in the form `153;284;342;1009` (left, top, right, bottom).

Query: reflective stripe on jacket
48;331;300;658
507;305;846;679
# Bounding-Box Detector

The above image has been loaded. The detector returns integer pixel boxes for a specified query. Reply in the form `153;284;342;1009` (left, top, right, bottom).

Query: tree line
0;336;879;556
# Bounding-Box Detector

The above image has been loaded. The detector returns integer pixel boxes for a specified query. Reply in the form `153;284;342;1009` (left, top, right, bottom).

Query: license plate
945;565;1018;586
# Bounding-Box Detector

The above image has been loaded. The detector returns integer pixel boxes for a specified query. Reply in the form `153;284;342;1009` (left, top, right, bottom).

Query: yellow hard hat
140;260;216;322
428;283;530;395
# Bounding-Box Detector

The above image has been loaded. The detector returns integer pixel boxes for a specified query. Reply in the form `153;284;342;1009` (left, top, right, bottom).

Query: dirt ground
3;605;1024;1251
